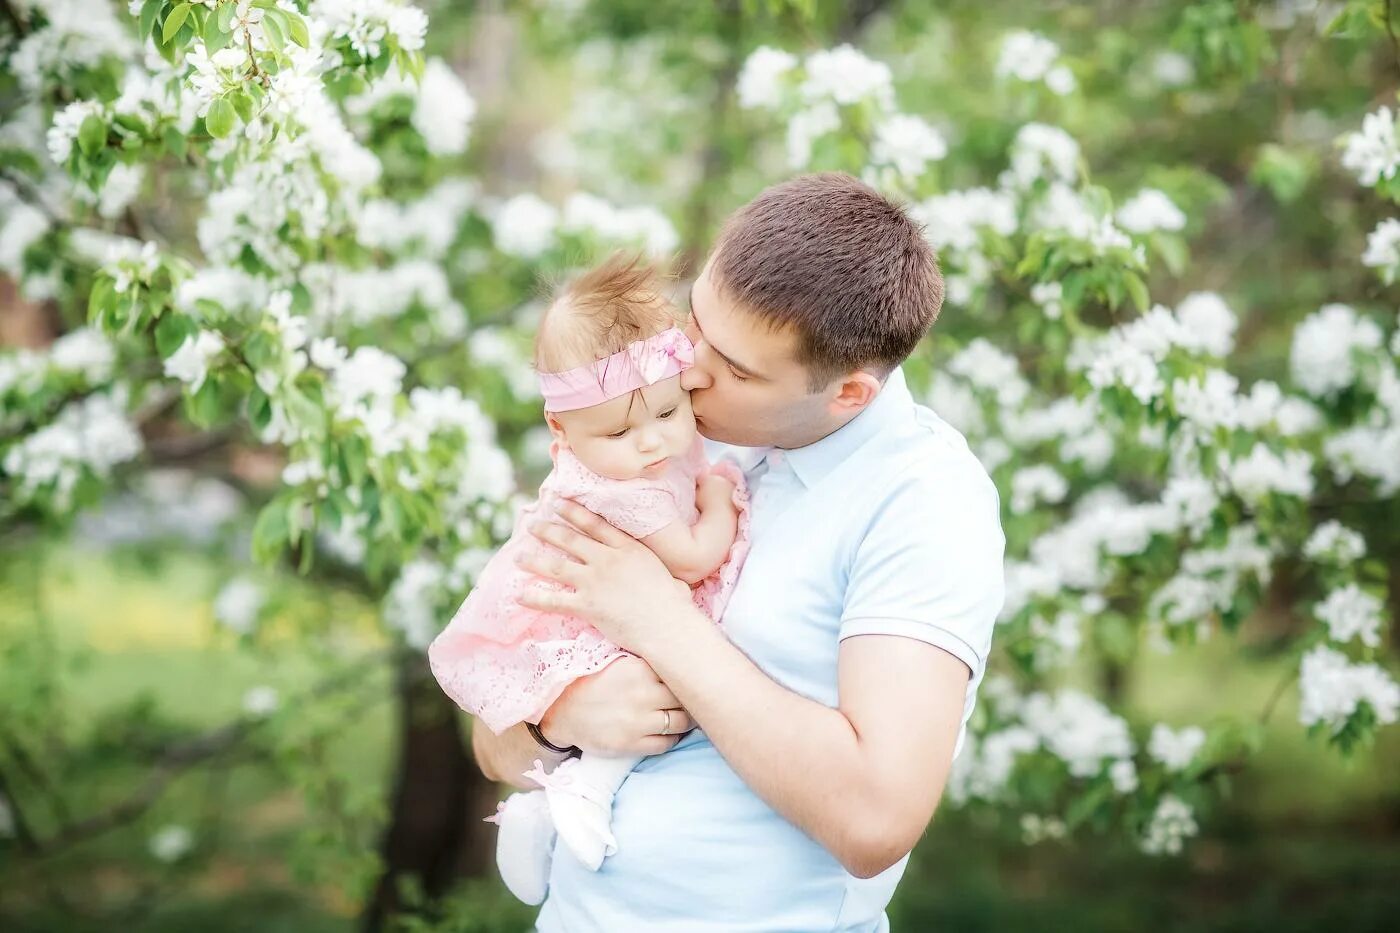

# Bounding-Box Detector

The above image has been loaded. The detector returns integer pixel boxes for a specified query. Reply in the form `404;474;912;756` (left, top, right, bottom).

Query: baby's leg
539;752;643;871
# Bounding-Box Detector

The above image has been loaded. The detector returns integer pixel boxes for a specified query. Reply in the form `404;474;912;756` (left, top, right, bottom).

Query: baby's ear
544;411;567;442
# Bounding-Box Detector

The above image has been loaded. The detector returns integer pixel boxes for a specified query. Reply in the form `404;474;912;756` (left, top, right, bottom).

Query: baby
428;253;751;904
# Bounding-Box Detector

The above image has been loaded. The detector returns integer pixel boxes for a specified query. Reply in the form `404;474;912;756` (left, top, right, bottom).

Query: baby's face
551;375;697;481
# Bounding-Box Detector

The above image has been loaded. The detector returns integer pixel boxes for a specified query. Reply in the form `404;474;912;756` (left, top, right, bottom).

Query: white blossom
1303;521;1367;564
1289;304;1383;398
1141;795;1198;855
785;101;840;169
1109;758;1139;794
214;577;264;634
1011;465;1069;514
1341;106;1400;188
870;114;947;181
995;31;1060;84
1148;724;1206;771
736;46;798;109
1314;584;1386;648
1223;445;1314;503
1298;645;1400;734
242;685;280;717
1003;123;1080;188
1361;218;1400;283
1116;188;1186;234
492;193;558;258
799;45;893;109
149;824;194;862
163;330;225;391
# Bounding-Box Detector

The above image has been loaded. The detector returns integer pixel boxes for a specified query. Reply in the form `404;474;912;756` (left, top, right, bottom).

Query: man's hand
515;499;704;655
540;656;694;756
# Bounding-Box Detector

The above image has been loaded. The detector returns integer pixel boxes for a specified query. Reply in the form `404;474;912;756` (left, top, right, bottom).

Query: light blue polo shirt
536;367;1005;932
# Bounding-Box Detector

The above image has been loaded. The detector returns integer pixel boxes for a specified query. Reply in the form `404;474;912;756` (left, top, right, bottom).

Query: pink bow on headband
539;327;695;412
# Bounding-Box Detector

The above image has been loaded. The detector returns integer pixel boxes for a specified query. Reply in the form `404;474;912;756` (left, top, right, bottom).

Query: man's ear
828;371;883;417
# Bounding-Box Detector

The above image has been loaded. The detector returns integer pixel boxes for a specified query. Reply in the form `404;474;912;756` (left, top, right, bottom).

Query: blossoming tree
1;0;1398;926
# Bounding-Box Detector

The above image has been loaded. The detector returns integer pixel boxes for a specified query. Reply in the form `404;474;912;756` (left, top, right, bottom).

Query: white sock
491;790;555;905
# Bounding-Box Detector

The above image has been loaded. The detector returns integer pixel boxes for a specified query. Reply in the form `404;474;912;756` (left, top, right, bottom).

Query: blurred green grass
3;544;1398;932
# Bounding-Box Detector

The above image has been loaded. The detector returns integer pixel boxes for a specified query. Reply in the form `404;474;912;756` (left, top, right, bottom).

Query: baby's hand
698;473;737;512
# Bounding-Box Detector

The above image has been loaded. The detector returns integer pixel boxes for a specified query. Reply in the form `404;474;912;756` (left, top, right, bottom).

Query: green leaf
78;115;106;157
163;125;188;160
140;0;163;41
261;8;287;50
155;313;197;358
218;2;237;30
205;97;236;139
163;3;193;44
203;10;231;53
230;89;255;124
286;11;310;48
252;495;292;564
88;276;115;326
1124;273;1150;312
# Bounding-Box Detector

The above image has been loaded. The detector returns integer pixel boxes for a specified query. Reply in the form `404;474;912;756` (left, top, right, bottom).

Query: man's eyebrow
687;282;764;379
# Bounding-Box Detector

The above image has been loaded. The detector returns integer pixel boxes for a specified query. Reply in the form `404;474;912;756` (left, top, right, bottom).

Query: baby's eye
658;408;677;420
607;428;629;439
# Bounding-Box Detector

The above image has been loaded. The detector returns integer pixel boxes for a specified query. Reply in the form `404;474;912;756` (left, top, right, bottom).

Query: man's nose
681;363;712;391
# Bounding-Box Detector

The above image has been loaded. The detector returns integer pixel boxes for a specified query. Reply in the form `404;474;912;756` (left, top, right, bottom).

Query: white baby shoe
489;789;555;905
536;757;618;871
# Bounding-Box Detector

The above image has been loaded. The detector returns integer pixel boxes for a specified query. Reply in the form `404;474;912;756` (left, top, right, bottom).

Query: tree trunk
361;652;497;932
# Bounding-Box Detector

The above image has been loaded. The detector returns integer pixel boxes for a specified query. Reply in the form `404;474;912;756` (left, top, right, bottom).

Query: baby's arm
640;475;739;585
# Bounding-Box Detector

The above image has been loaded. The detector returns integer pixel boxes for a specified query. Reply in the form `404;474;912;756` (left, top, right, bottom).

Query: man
473;172;1005;931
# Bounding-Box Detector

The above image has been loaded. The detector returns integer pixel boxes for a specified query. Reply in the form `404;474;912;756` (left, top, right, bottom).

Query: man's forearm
644;612;918;877
471;718;570;789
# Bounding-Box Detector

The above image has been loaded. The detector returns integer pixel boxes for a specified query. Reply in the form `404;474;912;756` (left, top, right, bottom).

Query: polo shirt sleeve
837;453;1005;681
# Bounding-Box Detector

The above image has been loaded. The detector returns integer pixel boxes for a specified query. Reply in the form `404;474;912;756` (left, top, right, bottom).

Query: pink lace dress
429;436;751;734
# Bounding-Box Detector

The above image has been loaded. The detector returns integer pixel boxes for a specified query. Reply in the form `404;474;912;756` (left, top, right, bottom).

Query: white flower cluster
1314;584;1386;648
149;824;194;863
911;187;1018;252
1148;525;1273;638
1080;299;1237;404
383;557;448;649
1116;188;1187;235
301;260;464;337
1341;106;1400;188
346;58;477;157
9;0;136;93
1303;521;1366;564
357;181;476;258
1362;218;1400;283
1147;724;1205;771
3;390;143;511
949;687;1134;805
310;0;428;59
1010;464;1069;514
164;331;226;392
1140;795;1198;855
1289;304;1384;398
214;576;265;634
995;31;1076;96
737;44;915;174
0;327;115;404
1003;123;1080;189
1298;645;1400;734
491;191;680;260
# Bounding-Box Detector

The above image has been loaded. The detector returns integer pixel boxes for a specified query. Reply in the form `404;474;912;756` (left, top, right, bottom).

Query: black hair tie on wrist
527;721;582;758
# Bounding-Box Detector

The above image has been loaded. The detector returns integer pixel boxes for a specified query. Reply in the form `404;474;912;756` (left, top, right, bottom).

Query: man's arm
644;616;968;878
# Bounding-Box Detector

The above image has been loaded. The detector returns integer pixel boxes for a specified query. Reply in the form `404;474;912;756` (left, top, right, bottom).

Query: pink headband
539;327;695;412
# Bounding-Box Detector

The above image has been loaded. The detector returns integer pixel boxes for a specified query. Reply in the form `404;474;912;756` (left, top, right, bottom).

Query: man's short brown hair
709;172;942;388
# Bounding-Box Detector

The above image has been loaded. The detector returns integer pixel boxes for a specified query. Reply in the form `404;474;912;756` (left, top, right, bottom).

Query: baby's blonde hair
536;252;683;374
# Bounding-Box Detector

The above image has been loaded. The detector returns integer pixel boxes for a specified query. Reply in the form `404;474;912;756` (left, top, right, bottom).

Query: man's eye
607;428;629;439
728;366;749;382
658;408;677;419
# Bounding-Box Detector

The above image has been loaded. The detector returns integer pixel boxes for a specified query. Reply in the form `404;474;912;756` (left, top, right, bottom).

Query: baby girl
428;253;751;904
